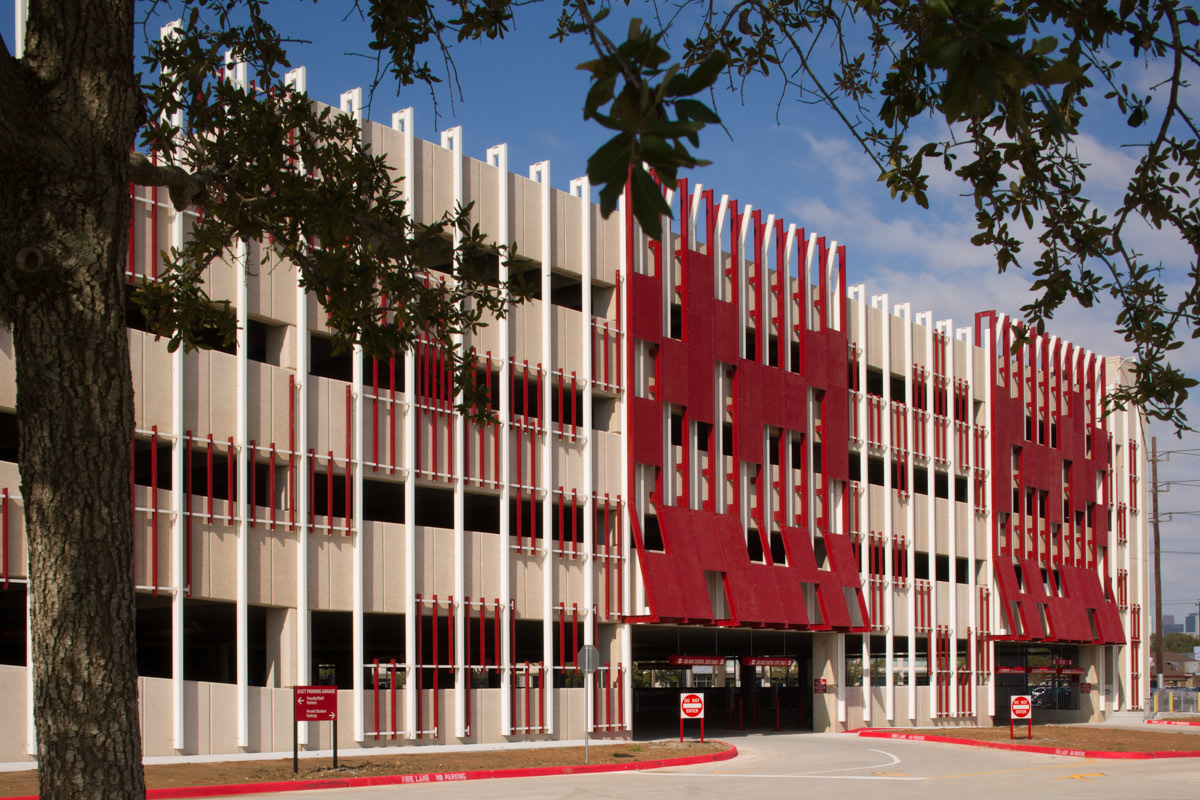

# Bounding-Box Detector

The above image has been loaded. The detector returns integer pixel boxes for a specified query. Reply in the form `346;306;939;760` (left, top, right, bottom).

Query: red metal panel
685;250;715;320
658;338;689;406
655;505;715;620
735;360;764;464
773;565;811;627
992;557;1038;639
1042;574;1092;642
761;367;786;429
818;529;867;630
977;313;1123;645
712;513;756;623
691;509;728;570
712;300;740;364
630;272;663;343
1061;564;1126;644
640;551;688;620
821;393;850;483
812;568;853;629
747;563;786;625
803;334;827;379
685;319;715;425
626;183;858;634
630;397;663;467
783;372;808;437
824;529;864;589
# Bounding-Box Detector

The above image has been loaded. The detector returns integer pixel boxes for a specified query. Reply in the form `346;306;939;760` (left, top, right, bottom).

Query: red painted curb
1146;718;1200;727
0;744;737;800
855;729;1200;760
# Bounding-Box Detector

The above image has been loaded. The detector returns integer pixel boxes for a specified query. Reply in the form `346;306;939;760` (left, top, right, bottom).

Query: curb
854;729;1200;760
1;744;737;800
1146;719;1200;727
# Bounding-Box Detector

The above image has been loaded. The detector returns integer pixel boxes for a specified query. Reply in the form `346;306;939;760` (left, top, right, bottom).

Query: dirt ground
874;723;1200;752
0;740;724;798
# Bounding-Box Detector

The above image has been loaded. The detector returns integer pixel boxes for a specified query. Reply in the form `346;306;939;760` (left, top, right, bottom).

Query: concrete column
812;633;840;732
266;607;298;689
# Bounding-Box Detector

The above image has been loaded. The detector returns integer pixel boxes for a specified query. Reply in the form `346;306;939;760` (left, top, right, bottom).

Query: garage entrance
630;624;815;736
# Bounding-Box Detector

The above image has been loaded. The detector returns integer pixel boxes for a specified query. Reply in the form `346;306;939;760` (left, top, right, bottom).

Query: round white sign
680;692;705;719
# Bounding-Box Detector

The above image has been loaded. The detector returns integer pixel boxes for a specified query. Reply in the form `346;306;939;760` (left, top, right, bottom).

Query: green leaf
674;98;721;124
679;53;729;96
630;165;672;239
1040;59;1084;85
927;0;951;19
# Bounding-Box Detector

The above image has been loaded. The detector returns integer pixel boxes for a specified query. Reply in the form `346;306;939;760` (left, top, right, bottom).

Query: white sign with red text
1011;694;1032;720
680;692;705;719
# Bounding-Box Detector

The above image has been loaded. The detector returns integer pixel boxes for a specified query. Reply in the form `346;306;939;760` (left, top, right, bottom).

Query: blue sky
10;1;1200;631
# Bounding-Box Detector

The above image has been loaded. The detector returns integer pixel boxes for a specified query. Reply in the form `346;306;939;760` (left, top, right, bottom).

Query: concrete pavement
192;730;1200;800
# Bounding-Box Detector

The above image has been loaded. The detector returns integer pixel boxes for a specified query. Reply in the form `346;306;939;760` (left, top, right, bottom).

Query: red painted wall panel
977;314;1125;647
631;397;663;467
657;339;689;407
713;300;740;364
624;185;862;631
630;272;663;344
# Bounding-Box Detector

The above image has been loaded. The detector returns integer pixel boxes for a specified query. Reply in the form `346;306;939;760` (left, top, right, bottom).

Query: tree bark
0;2;146;799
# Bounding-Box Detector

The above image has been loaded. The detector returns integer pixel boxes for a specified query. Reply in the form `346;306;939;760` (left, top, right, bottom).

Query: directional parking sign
295;685;338;721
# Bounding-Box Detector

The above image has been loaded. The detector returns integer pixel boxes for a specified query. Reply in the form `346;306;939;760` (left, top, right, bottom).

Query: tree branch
129;151;210;211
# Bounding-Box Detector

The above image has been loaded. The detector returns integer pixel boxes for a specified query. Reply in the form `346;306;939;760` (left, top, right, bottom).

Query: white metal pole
352;342;364;742
230;47;250;745
571;177;595;727
442;126;467;738
285;63;312;746
158;18;188;752
14;0;26;58
958;324;976;720
487;142;513;733
985;315;999;718
340;87;366;745
392;107;418;738
531;160;555;733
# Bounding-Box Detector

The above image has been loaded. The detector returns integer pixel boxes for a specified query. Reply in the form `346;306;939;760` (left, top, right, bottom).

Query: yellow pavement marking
1054;773;1106;781
926;758;1099;780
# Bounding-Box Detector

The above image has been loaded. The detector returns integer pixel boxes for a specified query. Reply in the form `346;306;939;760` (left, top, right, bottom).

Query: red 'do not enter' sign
680;692;705;719
1011;695;1032;719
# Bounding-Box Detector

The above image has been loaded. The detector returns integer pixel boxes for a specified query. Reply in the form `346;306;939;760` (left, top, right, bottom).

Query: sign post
680;692;705;742
293;686;339;773
1010;694;1032;740
578;645;600;763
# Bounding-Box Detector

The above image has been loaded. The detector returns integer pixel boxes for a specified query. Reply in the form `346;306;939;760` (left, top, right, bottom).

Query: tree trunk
0;2;146;799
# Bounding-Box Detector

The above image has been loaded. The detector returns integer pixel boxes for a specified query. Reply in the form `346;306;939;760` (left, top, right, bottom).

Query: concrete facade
0;97;1149;761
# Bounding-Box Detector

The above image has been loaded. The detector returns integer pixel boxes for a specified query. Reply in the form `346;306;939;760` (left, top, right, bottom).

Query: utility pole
1152;436;1163;689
